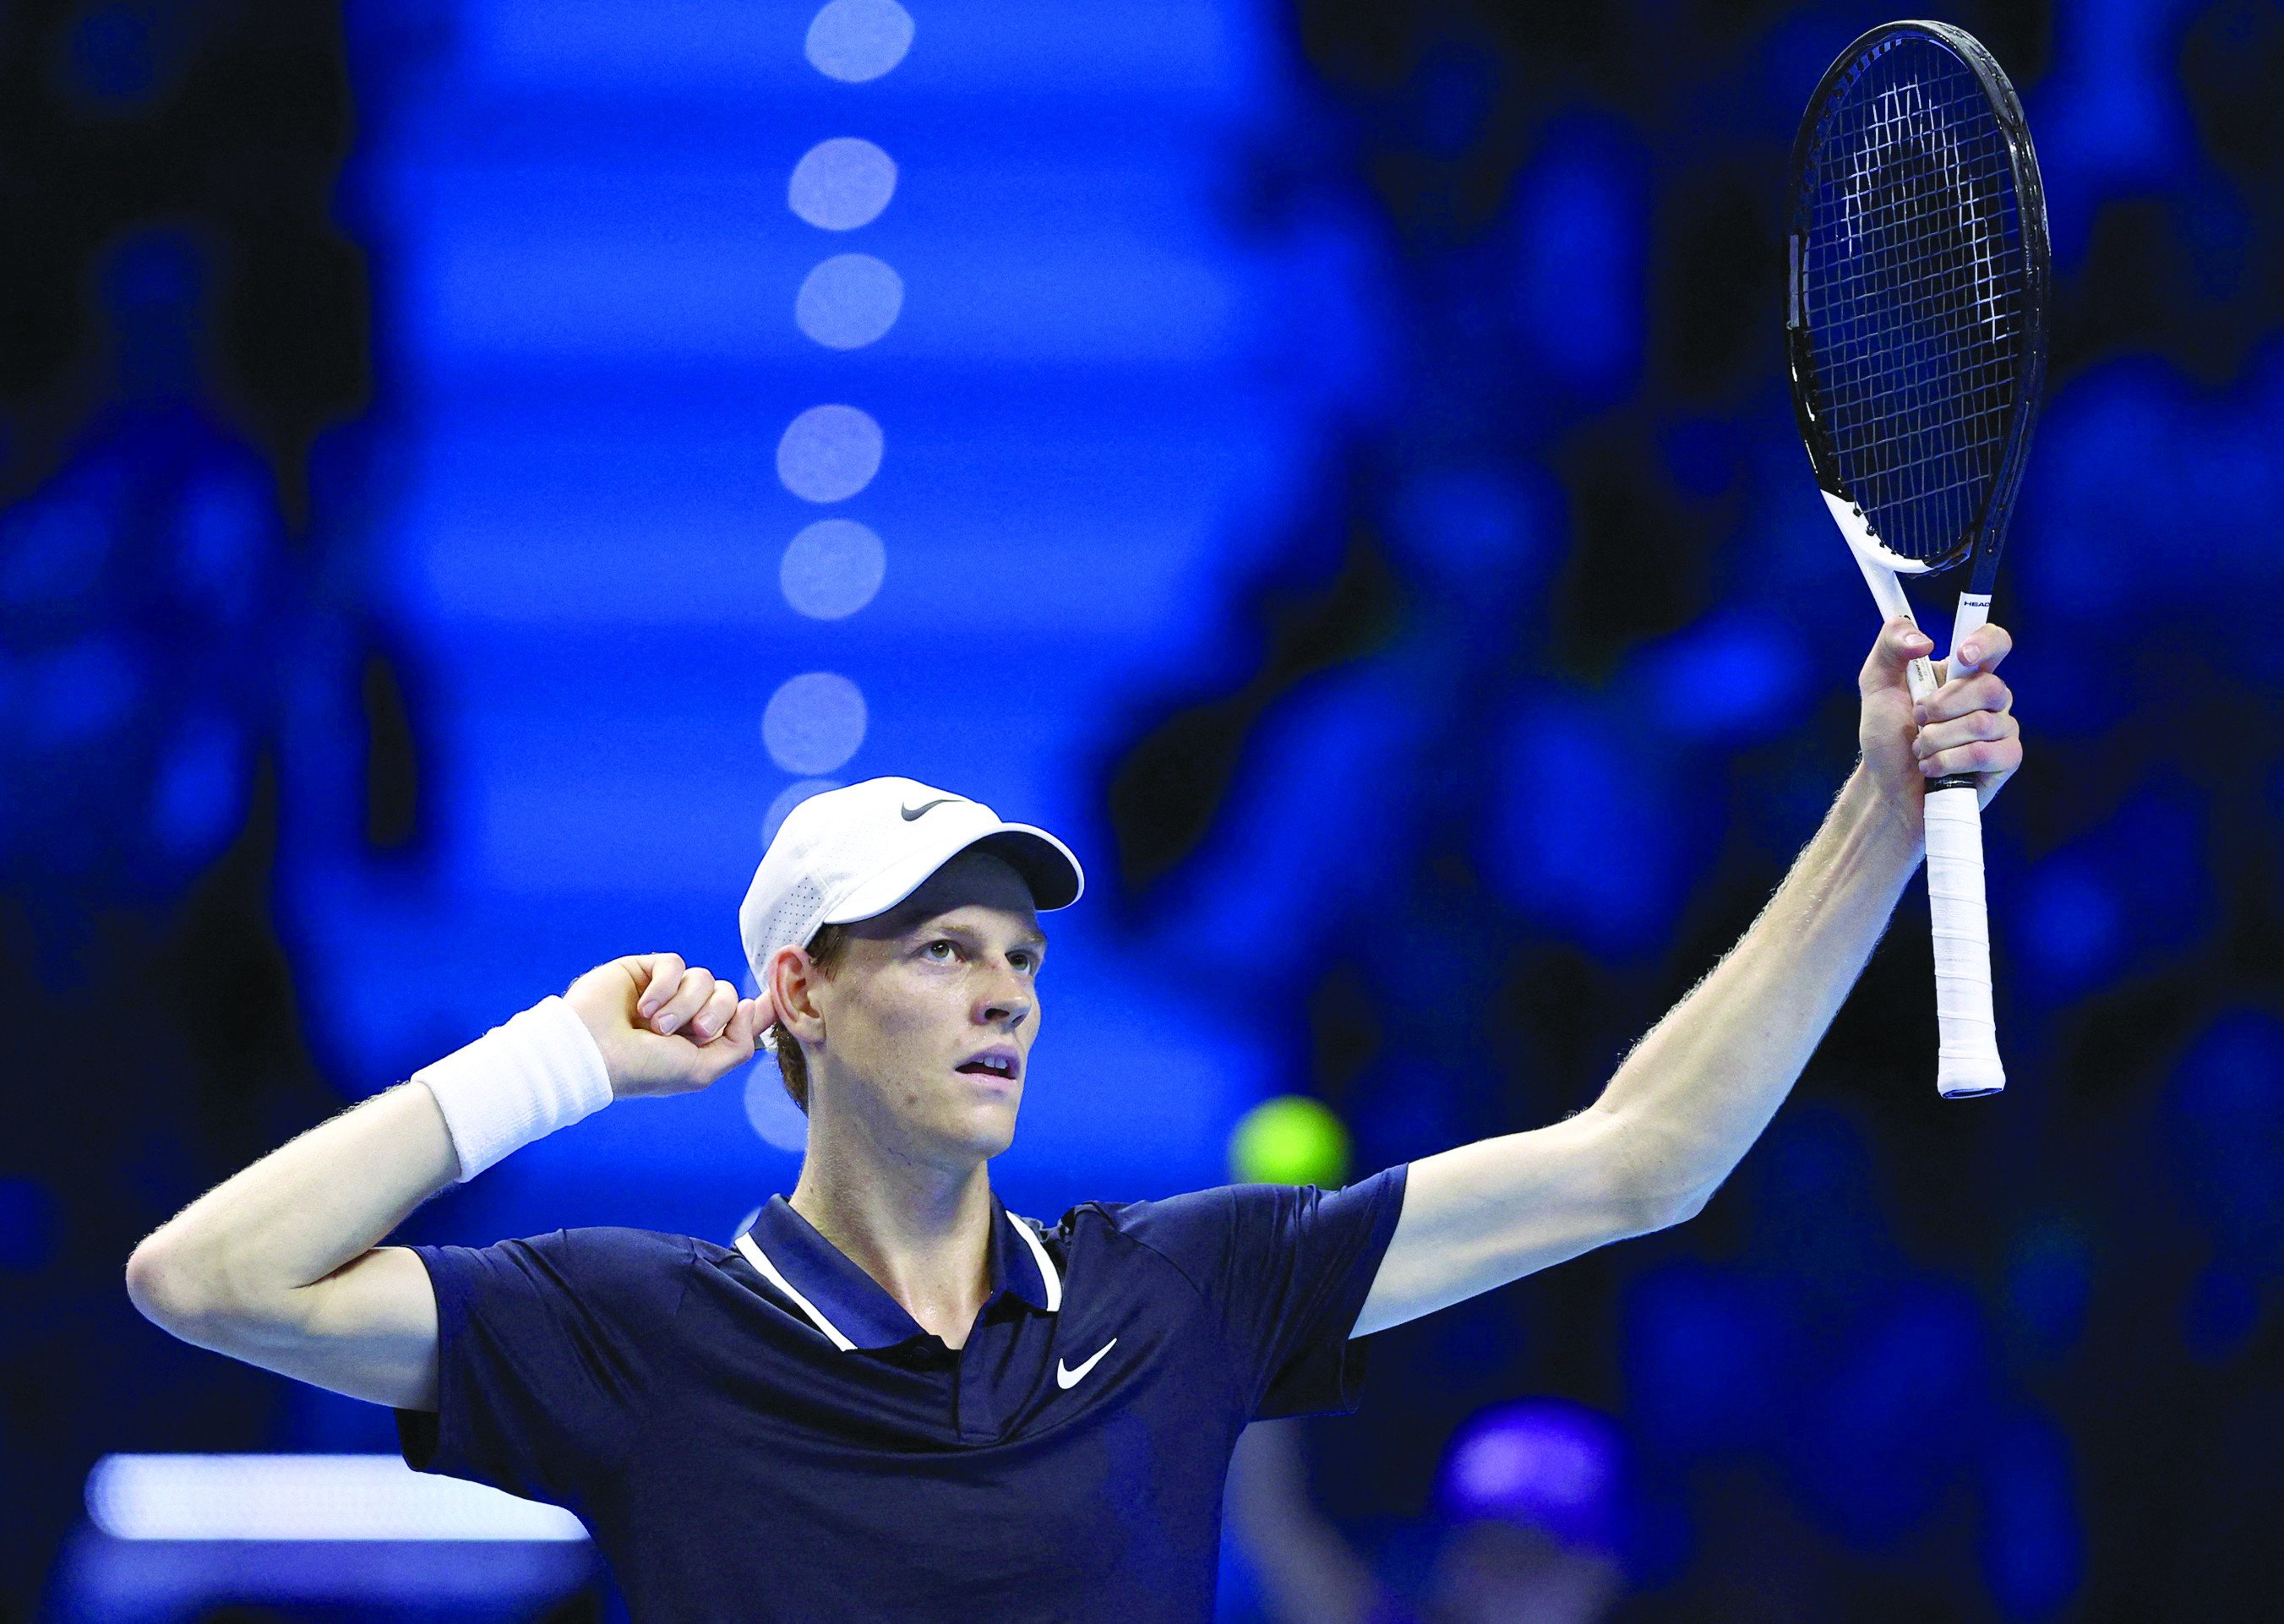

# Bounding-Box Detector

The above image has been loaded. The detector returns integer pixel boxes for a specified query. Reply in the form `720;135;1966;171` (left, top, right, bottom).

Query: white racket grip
1924;784;2004;1098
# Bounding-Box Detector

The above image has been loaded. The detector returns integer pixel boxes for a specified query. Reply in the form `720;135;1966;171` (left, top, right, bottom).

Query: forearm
1593;761;1922;1215
122;966;737;1410
132;982;631;1324
1355;624;2022;1337
128;1080;460;1322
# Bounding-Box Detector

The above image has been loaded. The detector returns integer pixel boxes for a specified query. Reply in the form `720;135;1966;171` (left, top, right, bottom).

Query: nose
978;959;1031;1031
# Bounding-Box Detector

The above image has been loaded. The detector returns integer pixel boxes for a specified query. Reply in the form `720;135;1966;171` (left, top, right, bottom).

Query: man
126;618;2021;1622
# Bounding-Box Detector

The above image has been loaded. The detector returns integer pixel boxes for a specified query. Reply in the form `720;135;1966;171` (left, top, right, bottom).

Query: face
777;849;1046;1169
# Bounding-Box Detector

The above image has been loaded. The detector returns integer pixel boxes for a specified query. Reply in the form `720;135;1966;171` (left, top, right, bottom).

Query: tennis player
126;617;2020;1621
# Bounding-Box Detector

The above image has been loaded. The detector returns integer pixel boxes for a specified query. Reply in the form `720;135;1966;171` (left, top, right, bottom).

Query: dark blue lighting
2002;1220;2094;1360
0;1178;57;1273
2167;1010;2284;1263
2016;856;2126;998
0;497;112;611
1977;1409;2085;1620
1622;1262;1777;1457
150;712;245;863
25;637;139;749
2017;788;2210;1003
1487;699;1683;956
62;1;176;107
1510;117;1646;401
1791;1284;1989;1550
1635;612;1808;744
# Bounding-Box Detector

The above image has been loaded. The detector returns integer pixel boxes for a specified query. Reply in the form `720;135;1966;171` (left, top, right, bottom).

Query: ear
767;943;830;1044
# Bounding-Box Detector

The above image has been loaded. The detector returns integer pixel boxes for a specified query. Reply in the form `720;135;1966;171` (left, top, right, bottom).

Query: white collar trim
734;1229;856;1351
1006;1209;1063;1312
733;1207;1062;1353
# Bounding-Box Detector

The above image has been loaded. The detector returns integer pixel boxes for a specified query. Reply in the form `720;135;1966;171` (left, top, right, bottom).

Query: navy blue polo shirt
395;1164;1409;1622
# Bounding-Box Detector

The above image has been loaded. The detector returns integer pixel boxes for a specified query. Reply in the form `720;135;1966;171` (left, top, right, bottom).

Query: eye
1010;950;1039;974
923;939;958;962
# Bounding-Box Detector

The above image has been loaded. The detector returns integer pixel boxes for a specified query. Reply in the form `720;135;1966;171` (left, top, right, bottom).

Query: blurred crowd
5;0;2282;1620
1112;0;2284;1616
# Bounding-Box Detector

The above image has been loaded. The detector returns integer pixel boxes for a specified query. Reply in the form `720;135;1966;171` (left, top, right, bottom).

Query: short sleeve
393;1226;690;1508
1117;1164;1409;1422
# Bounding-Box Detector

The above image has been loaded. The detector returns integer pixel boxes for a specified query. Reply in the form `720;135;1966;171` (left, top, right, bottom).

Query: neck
789;1108;995;1349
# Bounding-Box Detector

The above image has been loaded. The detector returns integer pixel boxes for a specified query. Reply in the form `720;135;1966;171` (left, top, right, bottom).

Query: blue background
3;0;2281;1618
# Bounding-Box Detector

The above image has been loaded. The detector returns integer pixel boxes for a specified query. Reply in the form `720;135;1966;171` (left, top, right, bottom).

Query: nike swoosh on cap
1055;1338;1118;1390
900;798;958;820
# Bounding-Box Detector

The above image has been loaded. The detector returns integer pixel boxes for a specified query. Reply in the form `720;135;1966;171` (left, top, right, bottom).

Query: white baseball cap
739;777;1084;1048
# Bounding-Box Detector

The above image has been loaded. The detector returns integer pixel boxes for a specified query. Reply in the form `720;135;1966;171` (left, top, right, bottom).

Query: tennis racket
1785;20;2049;1099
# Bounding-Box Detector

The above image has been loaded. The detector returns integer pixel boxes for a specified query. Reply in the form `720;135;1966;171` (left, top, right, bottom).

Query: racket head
1785;20;2050;590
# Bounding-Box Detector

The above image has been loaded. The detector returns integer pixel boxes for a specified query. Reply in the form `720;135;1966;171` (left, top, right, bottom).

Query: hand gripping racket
1785;21;2049;1099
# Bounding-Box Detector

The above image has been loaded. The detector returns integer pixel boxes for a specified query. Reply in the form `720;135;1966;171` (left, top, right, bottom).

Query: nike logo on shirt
1056;1338;1118;1390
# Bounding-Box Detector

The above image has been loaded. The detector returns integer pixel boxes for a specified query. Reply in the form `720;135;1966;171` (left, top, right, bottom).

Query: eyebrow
907;918;1047;952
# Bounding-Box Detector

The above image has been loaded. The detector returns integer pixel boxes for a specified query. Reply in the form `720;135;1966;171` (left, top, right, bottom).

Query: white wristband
412;995;615;1182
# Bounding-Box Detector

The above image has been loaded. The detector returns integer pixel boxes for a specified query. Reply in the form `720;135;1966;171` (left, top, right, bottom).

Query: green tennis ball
1229;1095;1351;1187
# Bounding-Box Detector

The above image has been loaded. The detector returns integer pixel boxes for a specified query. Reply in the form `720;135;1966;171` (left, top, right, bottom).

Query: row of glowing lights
735;0;921;1162
759;0;920;846
84;1398;1605;1542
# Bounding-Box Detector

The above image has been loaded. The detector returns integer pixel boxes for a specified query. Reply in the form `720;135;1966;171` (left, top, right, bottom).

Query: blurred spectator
1226;1398;1625;1624
0;6;368;1616
1;225;284;898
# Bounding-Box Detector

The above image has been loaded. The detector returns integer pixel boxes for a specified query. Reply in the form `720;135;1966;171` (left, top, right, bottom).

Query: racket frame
1787;19;2050;605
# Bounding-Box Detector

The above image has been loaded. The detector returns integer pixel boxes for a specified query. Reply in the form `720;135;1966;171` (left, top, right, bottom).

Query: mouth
955;1048;1022;1086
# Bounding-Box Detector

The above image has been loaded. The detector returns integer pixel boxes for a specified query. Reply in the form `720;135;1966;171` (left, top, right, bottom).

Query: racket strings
1812;66;2019;553
1800;42;2026;564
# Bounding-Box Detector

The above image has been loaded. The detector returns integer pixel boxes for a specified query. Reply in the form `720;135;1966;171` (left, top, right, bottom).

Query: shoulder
1078;1184;1236;1257
1083;1167;1409;1245
412;1226;698;1306
1069;1166;1409;1291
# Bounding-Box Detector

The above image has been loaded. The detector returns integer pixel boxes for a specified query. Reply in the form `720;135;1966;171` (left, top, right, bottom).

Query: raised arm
1355;618;2022;1336
124;955;766;1409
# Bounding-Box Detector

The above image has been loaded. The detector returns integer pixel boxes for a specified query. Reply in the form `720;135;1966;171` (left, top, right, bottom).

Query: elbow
1642;1184;1712;1234
1596;1111;1717;1236
1631;1154;1723;1232
127;1234;311;1354
125;1234;235;1338
1605;1169;1714;1238
1605;1188;1703;1241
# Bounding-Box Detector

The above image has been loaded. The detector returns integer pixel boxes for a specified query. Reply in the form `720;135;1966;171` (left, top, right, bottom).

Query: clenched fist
563;953;777;1099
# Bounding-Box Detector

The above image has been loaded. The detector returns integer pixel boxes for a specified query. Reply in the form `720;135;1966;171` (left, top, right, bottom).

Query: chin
945;1098;1020;1162
973;1109;1022;1160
